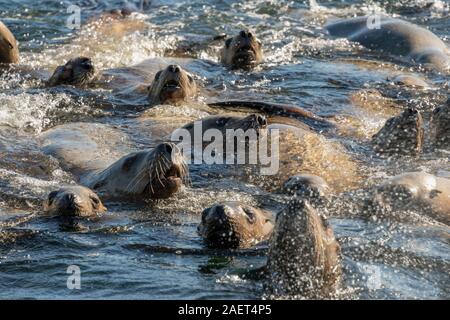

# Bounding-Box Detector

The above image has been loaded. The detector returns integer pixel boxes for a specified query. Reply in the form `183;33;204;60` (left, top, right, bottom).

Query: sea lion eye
90;195;101;208
242;207;256;224
188;74;194;83
225;38;232;48
154;70;162;81
47;191;58;205
433;107;441;114
256;115;267;126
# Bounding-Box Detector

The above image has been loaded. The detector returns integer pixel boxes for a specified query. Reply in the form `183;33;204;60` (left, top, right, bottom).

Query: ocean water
0;0;449;299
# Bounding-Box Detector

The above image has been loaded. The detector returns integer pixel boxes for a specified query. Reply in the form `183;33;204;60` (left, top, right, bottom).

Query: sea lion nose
159;142;173;154
407;108;418;115
62;193;77;211
239;30;252;38
63;193;75;203
256;115;267;126
433;107;441;114
168;65;181;73
211;204;231;221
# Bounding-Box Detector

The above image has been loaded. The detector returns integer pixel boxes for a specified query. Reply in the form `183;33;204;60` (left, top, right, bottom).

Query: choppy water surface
0;0;449;299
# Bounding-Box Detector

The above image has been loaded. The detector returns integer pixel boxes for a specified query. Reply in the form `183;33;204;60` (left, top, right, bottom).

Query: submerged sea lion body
198;202;274;249
44;186;106;217
0;21;19;64
326;16;450;73
264;199;342;299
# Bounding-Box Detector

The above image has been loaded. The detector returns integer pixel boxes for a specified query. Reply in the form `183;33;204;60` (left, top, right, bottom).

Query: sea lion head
415;50;450;73
282;174;331;205
371;172;437;212
148;65;197;105
198;202;274;249
264;199;341;298
222;113;267;132
0;21;19;64
47;57;96;87
372;108;424;156
44;186;106;217
430;102;450;149
92;142;188;200
220;30;263;70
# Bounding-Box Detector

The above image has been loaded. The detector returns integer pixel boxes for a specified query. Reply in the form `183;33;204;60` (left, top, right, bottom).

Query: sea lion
0;21;19;64
177;113;268;153
82;142;188;200
44;186;106;217
388;74;430;88
40;123;188;201
264;199;342;299
372;108;424;156
373;172;450;225
326;16;450;73
220;30;263;70
282;174;331;205
207;101;334;130
429;102;450;149
148;64;198;105
182;113;267;136
198;202;274;249
47;57;96;87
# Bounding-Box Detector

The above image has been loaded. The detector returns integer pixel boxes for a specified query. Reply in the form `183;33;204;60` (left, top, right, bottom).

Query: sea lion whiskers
125;166;149;194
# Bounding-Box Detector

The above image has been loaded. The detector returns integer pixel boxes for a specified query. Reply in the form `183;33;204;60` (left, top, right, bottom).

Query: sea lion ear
225;38;232;49
429;189;442;199
3;38;14;50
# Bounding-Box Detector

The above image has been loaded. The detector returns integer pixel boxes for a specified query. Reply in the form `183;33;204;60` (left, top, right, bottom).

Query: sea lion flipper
207;100;334;131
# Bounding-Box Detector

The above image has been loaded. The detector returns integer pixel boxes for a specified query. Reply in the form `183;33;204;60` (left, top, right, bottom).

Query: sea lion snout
148;65;197;105
167;64;181;73
145;142;187;199
44;186;106;217
47;56;96;87
221;29;263;70
155;141;174;155
265;198;341;298
199;202;274;249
